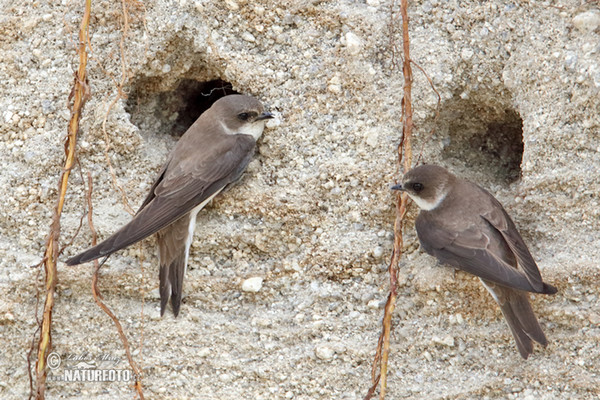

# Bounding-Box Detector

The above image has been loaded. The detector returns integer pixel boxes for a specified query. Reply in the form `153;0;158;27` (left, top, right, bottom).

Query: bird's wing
416;213;538;292
66;134;256;265
480;202;544;292
136;157;171;212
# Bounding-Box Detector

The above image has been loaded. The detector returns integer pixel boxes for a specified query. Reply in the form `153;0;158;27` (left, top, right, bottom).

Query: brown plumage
67;94;273;316
393;164;557;359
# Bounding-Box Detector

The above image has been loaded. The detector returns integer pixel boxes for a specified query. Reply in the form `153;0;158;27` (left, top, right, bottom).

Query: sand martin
67;94;273;316
393;164;557;358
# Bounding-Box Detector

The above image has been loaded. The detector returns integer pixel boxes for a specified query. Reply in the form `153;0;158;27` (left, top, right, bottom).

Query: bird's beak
256;112;274;121
391;183;405;191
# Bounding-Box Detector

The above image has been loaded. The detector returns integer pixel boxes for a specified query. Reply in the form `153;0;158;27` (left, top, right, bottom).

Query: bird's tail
499;291;548;359
159;250;186;317
481;279;549;359
156;213;191;317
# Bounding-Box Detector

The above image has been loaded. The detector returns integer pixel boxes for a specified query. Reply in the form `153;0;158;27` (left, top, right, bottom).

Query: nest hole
126;79;238;137
440;102;524;184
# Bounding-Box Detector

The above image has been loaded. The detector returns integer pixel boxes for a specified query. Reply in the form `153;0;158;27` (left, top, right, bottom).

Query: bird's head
392;164;454;211
211;95;273;140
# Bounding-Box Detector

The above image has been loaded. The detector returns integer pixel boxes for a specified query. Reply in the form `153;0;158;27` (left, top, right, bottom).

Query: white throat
408;192;446;211
223;121;266;141
408;182;449;211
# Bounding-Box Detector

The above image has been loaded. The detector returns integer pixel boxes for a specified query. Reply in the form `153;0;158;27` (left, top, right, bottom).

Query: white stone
372;245;384;258
242;277;263;292
327;83;342;94
455;313;464;324
315;344;334;360
432;335;455;347
198;348;210;357
224;0;238;11
365;128;379;147
422;351;433;361
572;10;600;32
461;48;474;60
367;299;381;309
242;31;256;43
345;32;362;55
328;75;341;85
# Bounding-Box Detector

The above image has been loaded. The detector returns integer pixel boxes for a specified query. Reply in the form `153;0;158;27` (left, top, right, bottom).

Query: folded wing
416;212;548;293
66;134;256;265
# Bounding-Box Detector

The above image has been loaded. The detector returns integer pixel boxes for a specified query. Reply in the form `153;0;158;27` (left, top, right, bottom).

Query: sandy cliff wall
0;1;598;398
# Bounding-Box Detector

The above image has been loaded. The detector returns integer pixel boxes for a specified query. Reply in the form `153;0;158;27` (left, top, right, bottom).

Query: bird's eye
237;112;250;121
412;182;424;192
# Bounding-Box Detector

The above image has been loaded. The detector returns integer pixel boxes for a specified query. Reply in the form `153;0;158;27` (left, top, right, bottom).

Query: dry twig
78;1;147;397
366;0;413;398
85;173;145;399
32;0;92;398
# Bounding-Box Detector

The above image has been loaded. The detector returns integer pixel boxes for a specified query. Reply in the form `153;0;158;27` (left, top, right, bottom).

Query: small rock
422;351;433;361
327;83;342;94
455;313;464;324
251;317;271;327
242;31;256;43
461;48;474;61
315;344;334;360
265;116;281;129
449;313;464;325
588;312;600;325
345;32;362;55
3;312;14;322
198;348;210;357
329;75;341;85
327;75;342;94
41;99;55;114
572;10;600;32
224;0;239;11
365;129;379;148
242;277;263;292
432;335;455;347
367;299;381;309
372;245;384;258
564;53;577;70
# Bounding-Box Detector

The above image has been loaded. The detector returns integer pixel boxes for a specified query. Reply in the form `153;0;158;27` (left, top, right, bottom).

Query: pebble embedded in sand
242;277;264;292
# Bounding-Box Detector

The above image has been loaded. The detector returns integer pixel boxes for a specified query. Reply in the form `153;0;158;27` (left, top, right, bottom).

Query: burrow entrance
126;78;238;137
437;97;524;184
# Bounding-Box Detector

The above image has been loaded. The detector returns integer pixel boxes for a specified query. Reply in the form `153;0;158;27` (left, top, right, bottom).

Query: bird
67;94;273;317
392;164;557;359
